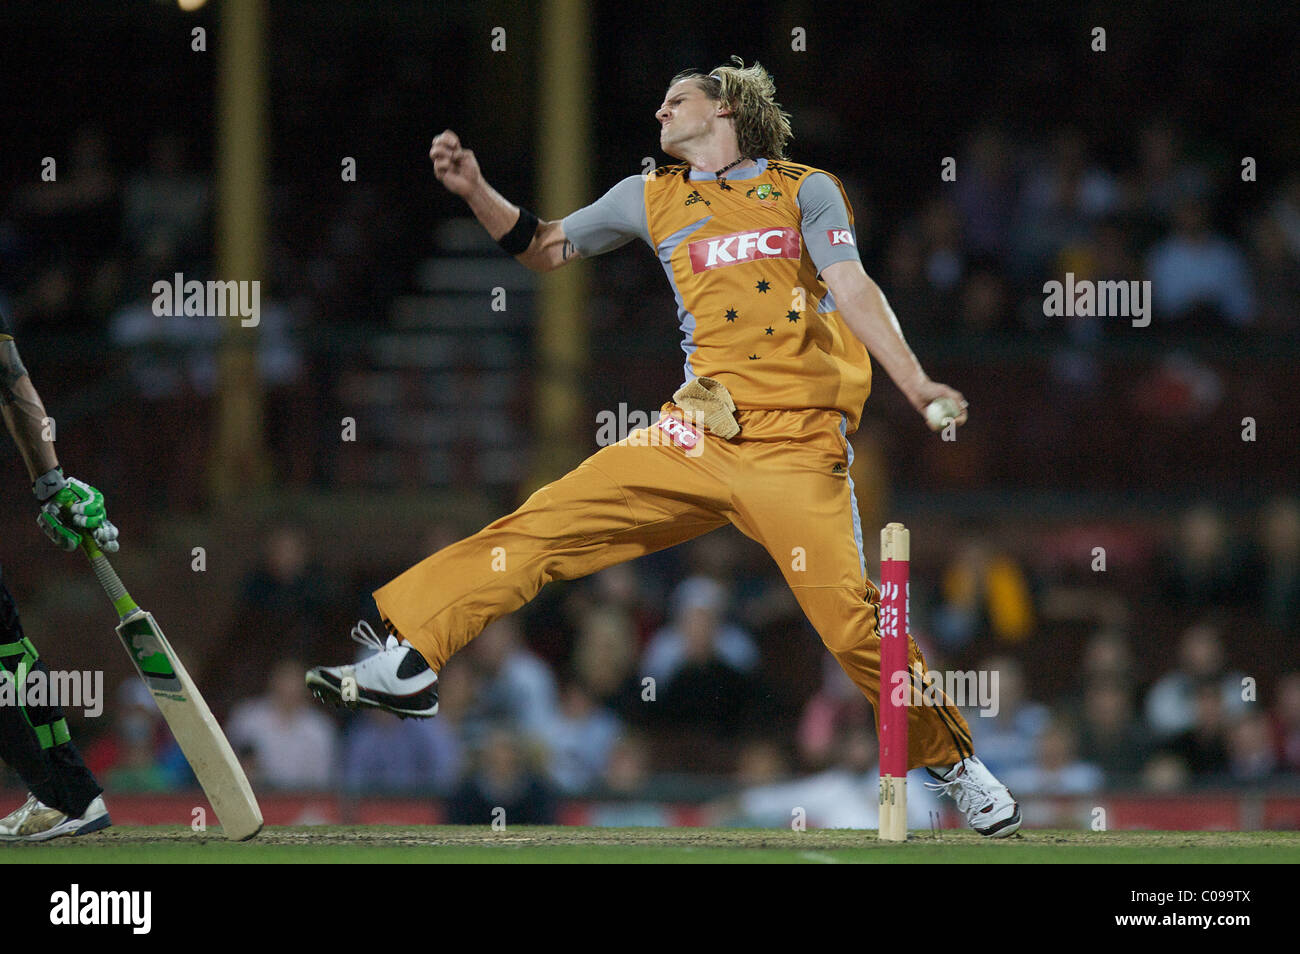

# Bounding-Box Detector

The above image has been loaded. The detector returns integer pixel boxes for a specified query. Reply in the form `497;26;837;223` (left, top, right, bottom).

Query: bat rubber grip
82;537;137;617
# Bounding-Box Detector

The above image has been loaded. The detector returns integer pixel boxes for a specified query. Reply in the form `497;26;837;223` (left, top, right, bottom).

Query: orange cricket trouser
373;404;974;770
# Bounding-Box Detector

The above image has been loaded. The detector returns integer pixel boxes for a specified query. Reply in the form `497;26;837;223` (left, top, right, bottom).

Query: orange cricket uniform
374;158;973;770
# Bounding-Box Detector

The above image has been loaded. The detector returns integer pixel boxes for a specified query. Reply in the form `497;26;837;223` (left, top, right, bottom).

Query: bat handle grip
81;535;138;618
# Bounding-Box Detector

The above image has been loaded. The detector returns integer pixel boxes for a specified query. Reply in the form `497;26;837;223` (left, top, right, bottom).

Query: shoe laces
924;763;994;814
350;620;386;653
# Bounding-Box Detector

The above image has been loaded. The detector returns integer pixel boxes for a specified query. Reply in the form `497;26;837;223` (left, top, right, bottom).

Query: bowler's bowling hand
910;380;968;430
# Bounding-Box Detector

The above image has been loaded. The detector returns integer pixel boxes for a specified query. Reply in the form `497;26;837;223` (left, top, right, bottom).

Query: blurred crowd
865;123;1299;339
47;496;1297;823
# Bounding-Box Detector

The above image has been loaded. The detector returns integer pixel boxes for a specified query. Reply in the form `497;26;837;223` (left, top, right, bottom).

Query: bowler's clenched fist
430;130;481;197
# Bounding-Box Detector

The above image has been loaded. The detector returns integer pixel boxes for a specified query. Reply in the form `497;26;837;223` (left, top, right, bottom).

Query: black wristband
498;207;540;256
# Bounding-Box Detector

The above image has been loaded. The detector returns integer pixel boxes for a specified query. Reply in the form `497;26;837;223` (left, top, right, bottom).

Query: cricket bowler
0;307;119;840
309;58;1020;836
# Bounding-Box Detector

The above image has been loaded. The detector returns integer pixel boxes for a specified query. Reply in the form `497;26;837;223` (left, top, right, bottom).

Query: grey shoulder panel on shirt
798;172;862;275
560;174;650;257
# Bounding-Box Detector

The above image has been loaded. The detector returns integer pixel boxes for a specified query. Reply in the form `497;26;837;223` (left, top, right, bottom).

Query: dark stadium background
0;0;1296;829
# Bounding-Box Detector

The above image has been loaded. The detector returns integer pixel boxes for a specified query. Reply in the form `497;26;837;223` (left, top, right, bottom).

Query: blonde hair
671;56;793;160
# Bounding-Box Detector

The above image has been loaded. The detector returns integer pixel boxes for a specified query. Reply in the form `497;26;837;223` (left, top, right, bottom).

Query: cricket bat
81;536;263;841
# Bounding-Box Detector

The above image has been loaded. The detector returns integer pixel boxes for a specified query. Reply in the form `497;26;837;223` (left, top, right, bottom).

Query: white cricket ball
925;397;961;431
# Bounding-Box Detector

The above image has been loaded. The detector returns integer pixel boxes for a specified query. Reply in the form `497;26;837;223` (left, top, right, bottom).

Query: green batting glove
33;467;120;553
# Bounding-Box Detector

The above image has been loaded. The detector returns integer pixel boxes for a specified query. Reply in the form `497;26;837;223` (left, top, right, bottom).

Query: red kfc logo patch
688;227;801;273
827;229;854;246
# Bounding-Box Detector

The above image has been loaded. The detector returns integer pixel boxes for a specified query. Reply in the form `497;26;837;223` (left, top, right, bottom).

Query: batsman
310;57;1020;836
0;308;119;840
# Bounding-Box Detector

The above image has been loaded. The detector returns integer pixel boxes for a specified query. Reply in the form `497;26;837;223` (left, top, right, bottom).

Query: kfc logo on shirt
688;227;801;272
827;229;854;247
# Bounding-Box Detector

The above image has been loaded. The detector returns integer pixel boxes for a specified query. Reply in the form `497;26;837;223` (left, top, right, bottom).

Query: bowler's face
656;80;716;157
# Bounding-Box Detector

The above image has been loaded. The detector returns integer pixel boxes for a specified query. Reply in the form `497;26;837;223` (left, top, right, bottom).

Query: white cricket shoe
0;793;112;842
306;621;439;718
925;756;1022;838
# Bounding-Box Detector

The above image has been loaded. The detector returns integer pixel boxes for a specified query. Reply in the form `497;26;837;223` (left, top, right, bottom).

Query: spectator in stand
796;656;873;772
107;243;220;401
341;706;461;796
1141;751;1191;793
733;738;790;788
1146;198;1254;329
588;734;670;827
1267;173;1300;261
1011;128;1118;278
1227;712;1278;782
725;724;941;830
121;132;209;266
1145;621;1248;738
952;126;1018;259
1049;218;1139;369
1157;505;1254;611
227;659;339;790
1004;717;1103;796
570;605;643;723
1269;672;1300;774
106;725;174;794
208;521;341;717
933;536;1035;650
459;616;558;748
1163;682;1231;780
1079;628;1138;686
1247;213;1300;336
880;229;948;337
1075;678;1152;784
13;126;119;274
565;563;663;649
1124;121;1210;232
958;656;1049;778
1256;497;1300;635
916;196;967;298
958;261;1015;335
83;680;191;791
641;581;768;759
445;729;555;825
544;681;622;795
641;576;759;687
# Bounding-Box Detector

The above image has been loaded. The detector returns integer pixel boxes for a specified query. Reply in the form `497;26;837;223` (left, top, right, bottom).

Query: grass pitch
3;827;1298;863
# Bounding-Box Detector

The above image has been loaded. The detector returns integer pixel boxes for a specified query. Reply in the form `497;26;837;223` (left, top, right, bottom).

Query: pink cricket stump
878;522;910;841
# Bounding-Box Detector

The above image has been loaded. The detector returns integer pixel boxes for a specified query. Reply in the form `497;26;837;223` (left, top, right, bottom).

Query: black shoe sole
73;814;113;837
305;668;439;719
977;803;1022;838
